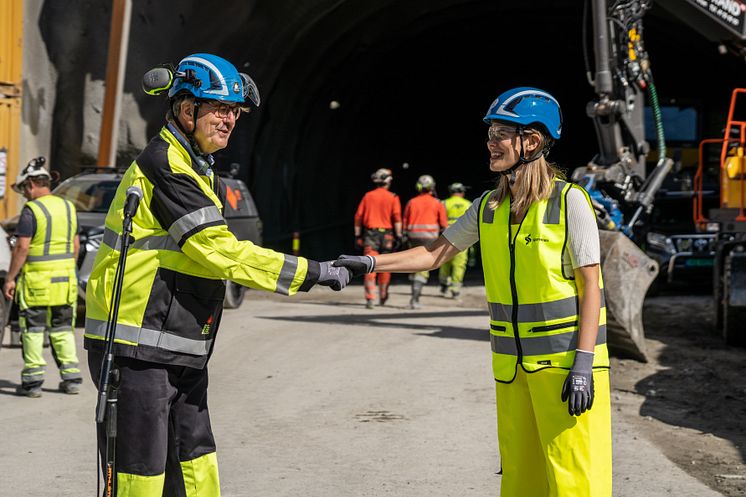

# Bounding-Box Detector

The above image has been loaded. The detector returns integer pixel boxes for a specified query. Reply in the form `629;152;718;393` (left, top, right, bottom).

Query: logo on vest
524;234;549;246
202;315;213;335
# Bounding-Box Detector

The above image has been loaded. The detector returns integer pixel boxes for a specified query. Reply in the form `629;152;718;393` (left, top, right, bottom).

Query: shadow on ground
259;308;491;343
631;289;746;496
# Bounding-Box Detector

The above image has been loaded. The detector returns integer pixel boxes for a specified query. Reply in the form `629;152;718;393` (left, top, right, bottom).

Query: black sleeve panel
216;176;227;216
136;134;225;232
299;259;320;292
15;206;36;238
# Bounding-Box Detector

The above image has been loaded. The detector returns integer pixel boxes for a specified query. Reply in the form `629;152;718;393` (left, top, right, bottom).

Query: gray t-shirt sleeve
442;190;490;251
565;186;600;269
15;206;36;238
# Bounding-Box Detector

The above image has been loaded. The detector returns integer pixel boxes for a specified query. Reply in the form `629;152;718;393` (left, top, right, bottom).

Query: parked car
0;167;263;346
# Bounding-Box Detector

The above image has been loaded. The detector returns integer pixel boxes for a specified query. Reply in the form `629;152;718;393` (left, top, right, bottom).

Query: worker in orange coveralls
402;174;448;309
353;168;402;309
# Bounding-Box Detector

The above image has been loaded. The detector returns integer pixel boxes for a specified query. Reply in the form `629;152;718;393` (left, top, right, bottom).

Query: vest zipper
530;320;578;333
509;241;523;364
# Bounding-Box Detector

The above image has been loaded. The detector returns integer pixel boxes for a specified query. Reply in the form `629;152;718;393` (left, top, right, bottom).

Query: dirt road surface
0;282;742;496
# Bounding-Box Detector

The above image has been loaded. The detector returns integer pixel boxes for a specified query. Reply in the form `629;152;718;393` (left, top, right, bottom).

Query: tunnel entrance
212;0;743;259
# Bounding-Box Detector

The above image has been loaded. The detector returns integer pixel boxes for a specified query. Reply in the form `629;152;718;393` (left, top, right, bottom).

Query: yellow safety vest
85;126;315;368
18;194;78;310
479;179;609;383
444;196;472;225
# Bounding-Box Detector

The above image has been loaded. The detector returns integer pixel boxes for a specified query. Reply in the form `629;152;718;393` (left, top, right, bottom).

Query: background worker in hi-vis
3;157;83;398
353;168;402;309
85;53;350;496
438;182;472;299
402;174;447;309
335;87;612;496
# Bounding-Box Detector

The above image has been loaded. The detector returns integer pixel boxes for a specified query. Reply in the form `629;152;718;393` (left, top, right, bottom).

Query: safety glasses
200;100;244;119
487;125;520;142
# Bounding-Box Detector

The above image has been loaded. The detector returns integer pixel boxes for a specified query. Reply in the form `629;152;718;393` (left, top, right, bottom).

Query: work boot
379;293;389;306
450;290;461;301
59;381;81;395
16;385;42;398
439;284;449;296
410;282;423;310
365;300;375;310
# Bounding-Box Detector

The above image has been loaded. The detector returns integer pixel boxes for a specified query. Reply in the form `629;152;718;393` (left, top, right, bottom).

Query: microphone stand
95;212;135;497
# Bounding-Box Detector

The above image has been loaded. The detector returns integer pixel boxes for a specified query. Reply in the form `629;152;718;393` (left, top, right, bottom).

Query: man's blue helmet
483;87;561;140
167;53;260;108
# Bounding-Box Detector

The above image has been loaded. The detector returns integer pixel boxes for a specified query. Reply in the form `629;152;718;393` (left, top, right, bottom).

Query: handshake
316;255;376;291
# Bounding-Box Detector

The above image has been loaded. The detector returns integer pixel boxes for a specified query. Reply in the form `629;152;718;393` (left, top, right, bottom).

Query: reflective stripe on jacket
444;196;472;225
18;195;77;309
479;179;609;383
84;126;318;368
404;193;448;241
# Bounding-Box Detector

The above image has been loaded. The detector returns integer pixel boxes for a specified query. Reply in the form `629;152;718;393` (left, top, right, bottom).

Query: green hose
648;78;666;159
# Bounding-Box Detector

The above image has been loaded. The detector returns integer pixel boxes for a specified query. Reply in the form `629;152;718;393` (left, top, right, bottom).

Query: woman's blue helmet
167;53;260;108
483;87;562;140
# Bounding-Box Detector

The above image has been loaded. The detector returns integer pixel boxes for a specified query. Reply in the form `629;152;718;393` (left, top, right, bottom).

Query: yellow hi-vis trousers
496;367;612;497
438;249;468;291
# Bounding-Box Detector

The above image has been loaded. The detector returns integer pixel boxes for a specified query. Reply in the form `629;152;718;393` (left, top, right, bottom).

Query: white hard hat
371;168;393;185
416;174;435;192
12;156;50;193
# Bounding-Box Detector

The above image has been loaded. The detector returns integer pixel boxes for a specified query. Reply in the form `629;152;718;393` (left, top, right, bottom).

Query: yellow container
0;0;24;219
723;148;746;209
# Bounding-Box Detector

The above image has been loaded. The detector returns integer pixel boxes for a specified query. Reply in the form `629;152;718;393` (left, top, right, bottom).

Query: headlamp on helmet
13;156;50;193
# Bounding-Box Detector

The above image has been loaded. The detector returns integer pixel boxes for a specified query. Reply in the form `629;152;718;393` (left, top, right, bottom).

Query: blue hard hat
483;87;561;140
168;53;260;108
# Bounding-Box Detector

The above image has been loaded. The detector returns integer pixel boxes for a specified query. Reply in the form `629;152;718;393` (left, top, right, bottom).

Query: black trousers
88;350;217;496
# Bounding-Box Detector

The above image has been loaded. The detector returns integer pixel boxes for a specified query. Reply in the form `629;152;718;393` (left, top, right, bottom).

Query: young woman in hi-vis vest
335;87;612;497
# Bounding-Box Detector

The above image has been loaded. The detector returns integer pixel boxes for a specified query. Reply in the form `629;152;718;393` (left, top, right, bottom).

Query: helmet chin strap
500;127;545;185
169;100;214;174
172;99;205;156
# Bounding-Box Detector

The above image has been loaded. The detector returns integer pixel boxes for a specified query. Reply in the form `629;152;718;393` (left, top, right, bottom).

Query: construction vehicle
574;0;746;360
693;88;746;346
571;0;671;361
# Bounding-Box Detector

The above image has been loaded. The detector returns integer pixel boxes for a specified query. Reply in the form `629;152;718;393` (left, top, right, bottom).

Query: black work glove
332;254;376;278
392;235;403;252
355;235;364;253
561;350;595;416
316;261;351;291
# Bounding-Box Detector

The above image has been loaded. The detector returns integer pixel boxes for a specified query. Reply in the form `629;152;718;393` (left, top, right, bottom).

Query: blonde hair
487;140;565;217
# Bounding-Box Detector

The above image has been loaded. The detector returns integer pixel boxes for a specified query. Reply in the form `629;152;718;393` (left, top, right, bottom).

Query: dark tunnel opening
209;0;743;261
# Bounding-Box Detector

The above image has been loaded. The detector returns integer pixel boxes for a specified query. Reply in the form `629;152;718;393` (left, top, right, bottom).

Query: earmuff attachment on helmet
141;54;261;109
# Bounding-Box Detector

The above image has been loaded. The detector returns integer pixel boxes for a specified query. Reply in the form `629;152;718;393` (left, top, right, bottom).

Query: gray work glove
561;350;595;416
332;254;376;278
316;261;351;291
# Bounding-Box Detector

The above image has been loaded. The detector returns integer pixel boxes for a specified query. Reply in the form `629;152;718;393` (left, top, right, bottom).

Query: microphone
122;186;143;234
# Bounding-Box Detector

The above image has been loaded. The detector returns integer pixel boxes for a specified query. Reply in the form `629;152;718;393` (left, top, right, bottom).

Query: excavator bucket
599;230;659;362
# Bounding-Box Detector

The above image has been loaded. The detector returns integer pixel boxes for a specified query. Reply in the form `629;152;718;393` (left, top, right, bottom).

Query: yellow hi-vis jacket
18;194;78;310
479;179;609;383
444;195;472;225
85;125;319;368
